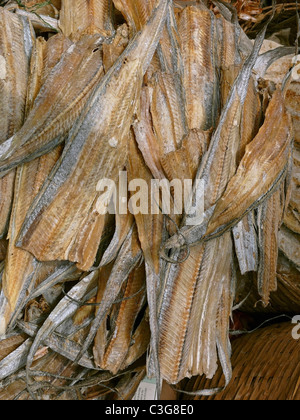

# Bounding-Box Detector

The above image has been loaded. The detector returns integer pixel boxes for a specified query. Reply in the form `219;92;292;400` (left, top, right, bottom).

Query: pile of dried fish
0;0;299;400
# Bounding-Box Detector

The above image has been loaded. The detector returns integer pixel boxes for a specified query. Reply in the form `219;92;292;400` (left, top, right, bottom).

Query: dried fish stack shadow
0;0;299;400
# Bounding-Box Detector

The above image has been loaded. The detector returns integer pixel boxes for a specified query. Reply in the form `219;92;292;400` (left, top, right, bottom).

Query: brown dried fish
75;224;143;366
113;0;152;32
59;0;114;40
278;225;300;270
97;263;146;374
0;240;7;261
257;185;285;305
0;149;62;335
204;89;293;242
102;23;129;73
283;147;300;234
0;34;105;176
178;4;219;131
120;307;150;370
0;9;35;237
16;0;170;272
115;0;188;174
156;21;269;387
165;89;293;252
0;32;70;336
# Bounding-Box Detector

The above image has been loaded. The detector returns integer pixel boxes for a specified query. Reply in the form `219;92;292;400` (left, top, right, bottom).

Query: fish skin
59;0;115;40
0;35;105;177
113;0;182;74
221;65;261;274
157;232;234;384
75;224;143;365
178;5;220;131
93;262;114;368
133;86;167;180
150;71;187;155
127;133;164;276
127;132;166;388
115;0;188;157
0;10;34;238
0;339;33;382
112;0;152;32
15;0;170;272
113;367;146;400
99;210;134;267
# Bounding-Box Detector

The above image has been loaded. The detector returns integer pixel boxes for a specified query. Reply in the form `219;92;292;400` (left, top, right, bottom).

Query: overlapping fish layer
0;0;298;400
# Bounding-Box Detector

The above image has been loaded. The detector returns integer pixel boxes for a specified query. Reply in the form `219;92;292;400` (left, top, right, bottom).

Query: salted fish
15;0;170;273
156;19;271;386
0;9;34;237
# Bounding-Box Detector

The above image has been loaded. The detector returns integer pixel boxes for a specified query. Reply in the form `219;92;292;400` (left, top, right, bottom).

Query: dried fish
0;30;71;336
257;185;285;305
203;90;293;243
59;0;114;40
0;240;7;261
102;23;129;73
17;320;99;370
0;9;35;237
178;4;219;131
76;224;142;366
156;18;271;387
120;307;150;370
25;270;98;380
133;86;166;180
16;0;170;272
0;338;32;381
97;262;146;374
0;332;26;361
14;8;59;33
115;0;188;182
232;211;258;275
278;225;300;270
0;0;298;401
164;89;293;251
0;34;105;176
